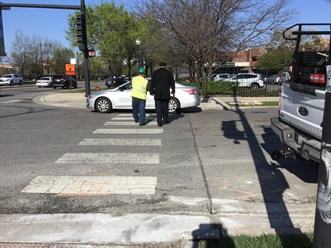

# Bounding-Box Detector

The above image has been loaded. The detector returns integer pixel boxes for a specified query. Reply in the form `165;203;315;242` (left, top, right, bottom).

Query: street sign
65;64;75;75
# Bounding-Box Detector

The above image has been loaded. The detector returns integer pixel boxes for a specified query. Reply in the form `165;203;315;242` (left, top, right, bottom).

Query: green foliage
216;233;313;248
207;81;234;95
180;80;279;97
66;3;150;77
256;47;294;72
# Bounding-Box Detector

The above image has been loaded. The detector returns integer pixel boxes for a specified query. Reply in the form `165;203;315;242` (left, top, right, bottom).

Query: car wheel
19;81;23;85
10;81;13;86
168;98;180;114
250;83;259;89
96;97;112;113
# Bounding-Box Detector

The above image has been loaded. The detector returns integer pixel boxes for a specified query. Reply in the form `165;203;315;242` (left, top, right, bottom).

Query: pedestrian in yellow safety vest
131;68;149;126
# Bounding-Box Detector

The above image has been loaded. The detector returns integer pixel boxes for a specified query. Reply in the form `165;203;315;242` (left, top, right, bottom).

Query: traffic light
76;15;83;44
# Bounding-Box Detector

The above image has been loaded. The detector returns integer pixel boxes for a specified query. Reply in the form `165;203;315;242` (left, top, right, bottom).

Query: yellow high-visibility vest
131;76;148;100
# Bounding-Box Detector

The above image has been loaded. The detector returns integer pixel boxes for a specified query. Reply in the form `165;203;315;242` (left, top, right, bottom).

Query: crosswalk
21;113;162;195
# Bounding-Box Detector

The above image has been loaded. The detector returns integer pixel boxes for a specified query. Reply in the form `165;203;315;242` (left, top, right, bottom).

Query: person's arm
150;73;155;95
170;73;175;96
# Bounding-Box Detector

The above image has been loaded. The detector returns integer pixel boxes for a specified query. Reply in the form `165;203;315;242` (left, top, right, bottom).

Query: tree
10;30;73;78
52;47;74;74
256;29;330;73
10;30;30;77
137;0;294;96
256;46;293;73
66;2;147;78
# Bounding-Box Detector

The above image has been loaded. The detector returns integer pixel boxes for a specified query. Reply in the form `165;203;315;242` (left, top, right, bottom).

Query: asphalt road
0;85;318;245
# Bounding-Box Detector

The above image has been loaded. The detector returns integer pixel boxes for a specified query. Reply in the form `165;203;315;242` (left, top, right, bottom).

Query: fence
180;79;281;97
176;66;282;97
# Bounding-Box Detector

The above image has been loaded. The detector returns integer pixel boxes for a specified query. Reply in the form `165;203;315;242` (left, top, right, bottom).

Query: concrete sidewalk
33;92;279;110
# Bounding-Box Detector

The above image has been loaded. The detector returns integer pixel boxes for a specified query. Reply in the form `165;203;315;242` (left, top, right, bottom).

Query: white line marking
104;121;157;126
55;153;160;164
117;113;156;117
0;100;22;103
78;138;161;146
21;176;157;195
111;117;156;121
93;129;163;134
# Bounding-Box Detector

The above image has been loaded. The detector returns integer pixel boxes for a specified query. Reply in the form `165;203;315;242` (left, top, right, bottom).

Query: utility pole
313;65;331;247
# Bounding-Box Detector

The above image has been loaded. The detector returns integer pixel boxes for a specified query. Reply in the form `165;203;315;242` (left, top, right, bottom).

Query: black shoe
158;123;163;127
163;121;170;124
139;123;146;126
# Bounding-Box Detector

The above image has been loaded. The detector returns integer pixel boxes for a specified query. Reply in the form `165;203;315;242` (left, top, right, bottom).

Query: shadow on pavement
219;95;312;247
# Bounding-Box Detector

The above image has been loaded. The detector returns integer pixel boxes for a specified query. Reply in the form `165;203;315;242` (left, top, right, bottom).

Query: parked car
279;71;290;83
212;73;233;81
52;75;77;89
36;76;53;87
224;73;264;88
0;74;23;86
105;76;129;88
87;80;200;114
265;74;280;84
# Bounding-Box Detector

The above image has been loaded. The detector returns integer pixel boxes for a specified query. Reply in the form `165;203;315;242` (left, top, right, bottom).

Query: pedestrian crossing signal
88;50;96;57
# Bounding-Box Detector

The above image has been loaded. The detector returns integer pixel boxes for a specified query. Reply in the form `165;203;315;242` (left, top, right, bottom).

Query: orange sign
65;64;75;75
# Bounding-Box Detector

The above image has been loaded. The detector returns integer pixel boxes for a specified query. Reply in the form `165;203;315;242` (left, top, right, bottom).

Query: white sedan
36;76;53;87
87;81;200;114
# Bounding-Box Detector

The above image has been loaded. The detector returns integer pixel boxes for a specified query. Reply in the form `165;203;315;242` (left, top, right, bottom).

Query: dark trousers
155;99;169;125
132;97;146;124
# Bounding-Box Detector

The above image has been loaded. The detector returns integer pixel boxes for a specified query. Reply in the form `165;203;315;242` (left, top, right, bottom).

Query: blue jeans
132;97;146;124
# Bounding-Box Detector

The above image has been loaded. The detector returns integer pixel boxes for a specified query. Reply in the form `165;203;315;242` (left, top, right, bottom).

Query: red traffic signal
88;50;96;57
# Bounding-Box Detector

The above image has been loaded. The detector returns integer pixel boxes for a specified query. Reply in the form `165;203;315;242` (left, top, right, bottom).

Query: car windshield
118;82;132;90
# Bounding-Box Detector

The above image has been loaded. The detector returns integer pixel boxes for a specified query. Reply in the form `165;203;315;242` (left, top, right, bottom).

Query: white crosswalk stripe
104;121;158;126
117;113;156;117
93;128;163;134
21;176;157;195
22;114;162;195
111;116;156;121
55;153;160;164
78;138;161;146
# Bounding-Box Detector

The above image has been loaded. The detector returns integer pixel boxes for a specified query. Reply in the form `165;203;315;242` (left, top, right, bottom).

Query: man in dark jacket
150;62;175;127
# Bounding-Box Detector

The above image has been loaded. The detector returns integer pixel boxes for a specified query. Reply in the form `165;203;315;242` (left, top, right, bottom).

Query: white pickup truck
271;23;331;163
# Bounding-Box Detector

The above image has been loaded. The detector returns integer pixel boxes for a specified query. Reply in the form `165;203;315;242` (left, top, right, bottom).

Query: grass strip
199;232;313;248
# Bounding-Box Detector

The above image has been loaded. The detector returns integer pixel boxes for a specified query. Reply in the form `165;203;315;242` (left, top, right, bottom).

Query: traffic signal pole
313;65;331;247
80;0;90;97
0;1;91;97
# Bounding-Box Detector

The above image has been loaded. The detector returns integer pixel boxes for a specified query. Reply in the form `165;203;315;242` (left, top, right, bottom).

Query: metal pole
80;0;90;97
39;42;43;76
313;65;331;247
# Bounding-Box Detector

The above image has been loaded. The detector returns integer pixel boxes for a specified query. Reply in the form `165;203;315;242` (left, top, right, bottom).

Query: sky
1;0;331;62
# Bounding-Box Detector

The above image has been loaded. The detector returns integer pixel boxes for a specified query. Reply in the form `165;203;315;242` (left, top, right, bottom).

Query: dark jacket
150;68;175;100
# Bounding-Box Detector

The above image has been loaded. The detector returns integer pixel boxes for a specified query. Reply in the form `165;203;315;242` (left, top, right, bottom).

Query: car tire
19;81;23;85
96;97;112;113
250;83;259;89
10;81;13;86
168;97;180;114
